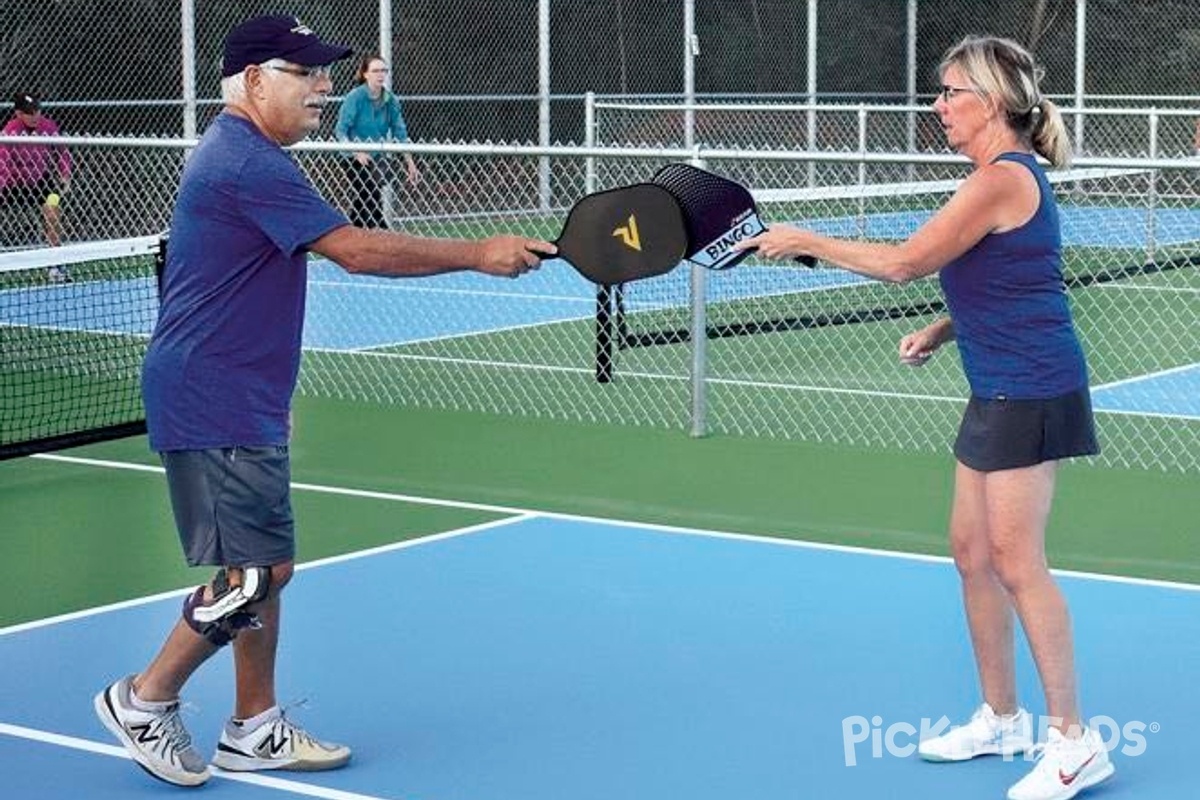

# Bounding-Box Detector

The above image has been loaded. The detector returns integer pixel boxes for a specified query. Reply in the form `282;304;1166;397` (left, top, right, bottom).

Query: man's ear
244;66;267;100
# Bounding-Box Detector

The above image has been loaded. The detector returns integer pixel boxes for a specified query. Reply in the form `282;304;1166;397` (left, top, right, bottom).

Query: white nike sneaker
211;706;351;772
1007;726;1115;800
919;702;1035;762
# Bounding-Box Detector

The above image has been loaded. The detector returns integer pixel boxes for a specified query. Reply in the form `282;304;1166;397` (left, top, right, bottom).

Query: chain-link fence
4;0;1198;469
3;1;1198;145
3;132;1198;470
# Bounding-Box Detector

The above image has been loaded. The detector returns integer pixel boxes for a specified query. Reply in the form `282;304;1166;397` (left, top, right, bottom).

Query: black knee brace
181;567;271;647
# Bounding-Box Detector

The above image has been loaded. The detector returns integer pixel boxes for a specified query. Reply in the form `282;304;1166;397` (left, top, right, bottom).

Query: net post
155;232;169;299
595;283;614;383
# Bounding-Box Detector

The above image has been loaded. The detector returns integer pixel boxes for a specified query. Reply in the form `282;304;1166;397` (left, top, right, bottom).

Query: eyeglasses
939;84;977;101
262;63;331;81
366;67;390;74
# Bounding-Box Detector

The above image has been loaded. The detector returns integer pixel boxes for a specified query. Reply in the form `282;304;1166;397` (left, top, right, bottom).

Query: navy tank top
938;152;1089;399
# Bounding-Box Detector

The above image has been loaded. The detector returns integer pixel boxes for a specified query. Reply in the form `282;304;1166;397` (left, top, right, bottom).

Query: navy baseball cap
221;15;353;78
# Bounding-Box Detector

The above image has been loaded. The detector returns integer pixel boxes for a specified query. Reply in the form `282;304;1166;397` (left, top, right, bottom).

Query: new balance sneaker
918;702;1035;762
93;675;210;786
211;706;351;772
1007;726;1115;800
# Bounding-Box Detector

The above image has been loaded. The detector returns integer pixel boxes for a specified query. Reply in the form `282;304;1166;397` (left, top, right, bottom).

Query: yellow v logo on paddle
612;215;642;251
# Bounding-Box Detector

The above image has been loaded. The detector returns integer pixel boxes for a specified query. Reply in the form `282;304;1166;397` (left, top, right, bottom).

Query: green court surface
2;395;1198;630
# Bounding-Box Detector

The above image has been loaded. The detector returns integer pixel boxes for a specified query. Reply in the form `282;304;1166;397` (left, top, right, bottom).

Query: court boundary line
0;722;395;800
1;473;535;639
1092;361;1200;391
308;275;593;306
22;452;1200;598
318;313;598;353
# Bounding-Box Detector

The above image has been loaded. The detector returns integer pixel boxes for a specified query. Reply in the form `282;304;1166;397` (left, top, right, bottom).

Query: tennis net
0;236;163;459
596;167;1200;377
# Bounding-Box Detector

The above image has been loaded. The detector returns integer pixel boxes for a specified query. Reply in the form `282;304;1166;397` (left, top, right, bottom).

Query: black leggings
342;159;386;229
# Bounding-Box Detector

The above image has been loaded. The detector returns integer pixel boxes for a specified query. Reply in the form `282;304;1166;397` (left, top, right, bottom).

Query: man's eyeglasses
262;63;331;81
939;84;976;101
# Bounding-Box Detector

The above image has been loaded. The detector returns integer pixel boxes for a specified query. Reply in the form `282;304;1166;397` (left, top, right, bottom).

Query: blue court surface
303;260;597;350
1091;364;1200;419
2;513;1197;799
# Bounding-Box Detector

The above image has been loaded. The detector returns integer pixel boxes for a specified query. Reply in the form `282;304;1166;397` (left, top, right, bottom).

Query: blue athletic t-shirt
143;112;348;451
938;152;1089;400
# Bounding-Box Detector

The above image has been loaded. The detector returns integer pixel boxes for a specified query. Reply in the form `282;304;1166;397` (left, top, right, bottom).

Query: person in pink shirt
1;92;72;261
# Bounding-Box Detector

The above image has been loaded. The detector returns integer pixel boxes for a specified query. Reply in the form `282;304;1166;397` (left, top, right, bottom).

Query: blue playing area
303;260;596;350
1091;365;1200;418
1;512;1196;799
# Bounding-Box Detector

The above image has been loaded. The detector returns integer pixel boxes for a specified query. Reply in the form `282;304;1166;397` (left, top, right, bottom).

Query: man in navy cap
93;14;554;787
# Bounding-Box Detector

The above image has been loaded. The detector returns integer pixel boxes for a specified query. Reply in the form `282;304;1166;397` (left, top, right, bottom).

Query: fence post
906;0;917;182
689;150;709;438
1074;0;1087;154
584;92;596;191
857;106;868;237
684;0;696;150
806;0;818;188
1147;109;1159;264
181;0;196;139
538;0;551;212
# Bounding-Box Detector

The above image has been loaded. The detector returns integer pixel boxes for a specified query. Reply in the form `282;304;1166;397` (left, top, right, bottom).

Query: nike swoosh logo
1060;751;1098;785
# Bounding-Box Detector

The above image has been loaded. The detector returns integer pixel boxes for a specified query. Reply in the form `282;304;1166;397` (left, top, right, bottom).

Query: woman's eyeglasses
939;84;976;101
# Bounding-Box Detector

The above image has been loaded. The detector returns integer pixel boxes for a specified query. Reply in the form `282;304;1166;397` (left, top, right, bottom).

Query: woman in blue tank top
741;36;1110;800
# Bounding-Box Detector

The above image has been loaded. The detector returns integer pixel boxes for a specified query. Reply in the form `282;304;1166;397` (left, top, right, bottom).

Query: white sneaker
212;706;351;772
1007;726;1115;800
919;703;1035;762
93;675;210;786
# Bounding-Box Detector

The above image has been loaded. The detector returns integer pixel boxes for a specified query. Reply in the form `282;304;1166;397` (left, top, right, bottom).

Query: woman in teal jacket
335;54;419;228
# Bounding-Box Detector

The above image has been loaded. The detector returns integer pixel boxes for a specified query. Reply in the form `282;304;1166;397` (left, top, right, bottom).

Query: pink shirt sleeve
40;118;72;180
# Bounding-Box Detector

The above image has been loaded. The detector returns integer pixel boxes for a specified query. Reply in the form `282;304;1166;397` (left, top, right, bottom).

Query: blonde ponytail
1032;98;1072;168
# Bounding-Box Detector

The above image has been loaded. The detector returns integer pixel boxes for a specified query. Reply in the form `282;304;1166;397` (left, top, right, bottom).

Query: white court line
0;512;534;638
308;277;592;306
310;312;596;353
22;452;1200;601
1091;361;1200;391
1094;283;1200;294
710;376;965;404
0;722;395;800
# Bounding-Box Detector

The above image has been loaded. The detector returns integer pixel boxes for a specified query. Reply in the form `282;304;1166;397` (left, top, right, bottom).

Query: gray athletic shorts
954;388;1100;472
160;446;295;567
